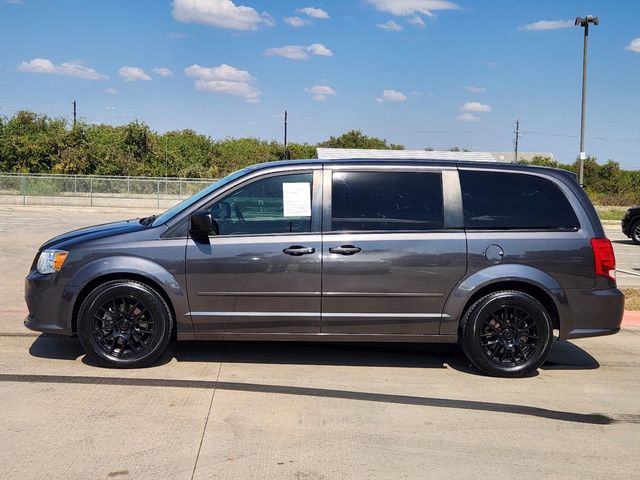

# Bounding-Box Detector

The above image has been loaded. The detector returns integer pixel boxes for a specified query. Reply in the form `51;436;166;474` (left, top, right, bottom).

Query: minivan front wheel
78;280;173;368
460;290;553;377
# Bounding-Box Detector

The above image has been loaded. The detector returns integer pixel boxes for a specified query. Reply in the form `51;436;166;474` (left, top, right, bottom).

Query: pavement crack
190;343;227;480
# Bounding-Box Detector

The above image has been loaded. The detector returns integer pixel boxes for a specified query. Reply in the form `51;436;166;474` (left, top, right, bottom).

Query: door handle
329;245;362;255
283;245;316;256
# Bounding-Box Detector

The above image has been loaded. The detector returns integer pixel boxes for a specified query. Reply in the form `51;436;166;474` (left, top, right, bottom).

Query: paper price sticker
282;182;311;217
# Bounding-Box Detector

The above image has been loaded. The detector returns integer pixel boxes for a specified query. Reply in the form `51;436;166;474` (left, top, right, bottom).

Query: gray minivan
25;159;624;377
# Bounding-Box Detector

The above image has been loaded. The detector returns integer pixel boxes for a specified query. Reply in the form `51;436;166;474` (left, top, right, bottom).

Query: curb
622;310;640;327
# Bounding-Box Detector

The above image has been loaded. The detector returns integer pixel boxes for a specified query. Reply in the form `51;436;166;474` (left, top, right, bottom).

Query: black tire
460;290;553;378
631;219;640;245
78;280;173;368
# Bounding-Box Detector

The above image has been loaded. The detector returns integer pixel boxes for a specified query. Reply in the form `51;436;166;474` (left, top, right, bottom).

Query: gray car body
25;159;624;343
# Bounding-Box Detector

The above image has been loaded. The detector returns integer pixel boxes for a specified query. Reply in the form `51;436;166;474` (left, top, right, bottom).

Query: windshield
151;168;250;226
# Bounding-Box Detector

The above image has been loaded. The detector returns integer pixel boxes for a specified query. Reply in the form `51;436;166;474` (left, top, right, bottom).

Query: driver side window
206;172;313;236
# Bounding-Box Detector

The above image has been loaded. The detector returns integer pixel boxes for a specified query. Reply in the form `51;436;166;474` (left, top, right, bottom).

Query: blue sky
1;0;639;168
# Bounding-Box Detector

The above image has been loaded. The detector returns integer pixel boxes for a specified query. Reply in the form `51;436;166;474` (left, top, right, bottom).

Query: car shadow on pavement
28;334;599;373
18;335;615;426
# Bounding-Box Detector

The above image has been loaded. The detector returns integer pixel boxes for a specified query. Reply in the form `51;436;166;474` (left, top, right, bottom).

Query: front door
321;168;467;335
186;169;322;334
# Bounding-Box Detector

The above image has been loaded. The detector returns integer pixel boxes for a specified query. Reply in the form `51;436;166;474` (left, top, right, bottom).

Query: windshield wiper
139;214;158;226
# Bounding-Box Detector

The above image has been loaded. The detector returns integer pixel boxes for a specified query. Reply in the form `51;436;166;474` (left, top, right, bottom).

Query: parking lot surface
1;205;639;479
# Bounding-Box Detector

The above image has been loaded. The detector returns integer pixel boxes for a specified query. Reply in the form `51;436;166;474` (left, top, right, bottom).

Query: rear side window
331;171;444;231
459;170;579;230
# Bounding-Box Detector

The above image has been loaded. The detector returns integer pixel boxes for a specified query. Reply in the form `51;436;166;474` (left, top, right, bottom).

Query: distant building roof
490;151;555;163
316;148;497;162
316;148;555;163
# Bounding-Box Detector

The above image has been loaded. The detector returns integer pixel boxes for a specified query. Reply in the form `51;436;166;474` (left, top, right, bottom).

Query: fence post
90;178;93;207
21;174;26;205
157;179;160;208
179;180;182;197
127;177;130;196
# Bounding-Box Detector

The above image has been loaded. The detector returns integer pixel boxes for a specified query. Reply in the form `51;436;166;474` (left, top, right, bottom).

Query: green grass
622;289;640;311
596;206;628;221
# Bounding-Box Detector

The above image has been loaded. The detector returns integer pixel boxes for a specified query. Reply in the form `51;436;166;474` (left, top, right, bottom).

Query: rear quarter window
459;170;579;230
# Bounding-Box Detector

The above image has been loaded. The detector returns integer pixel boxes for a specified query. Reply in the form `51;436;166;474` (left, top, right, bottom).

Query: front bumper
562;287;624;340
24;270;77;336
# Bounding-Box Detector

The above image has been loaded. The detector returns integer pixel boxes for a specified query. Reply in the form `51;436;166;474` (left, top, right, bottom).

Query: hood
40;219;148;251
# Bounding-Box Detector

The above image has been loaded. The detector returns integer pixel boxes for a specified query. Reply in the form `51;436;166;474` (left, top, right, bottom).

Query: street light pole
575;15;599;186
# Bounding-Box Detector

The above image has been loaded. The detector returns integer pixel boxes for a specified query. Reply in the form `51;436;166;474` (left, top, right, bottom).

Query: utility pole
575;15;599;186
73;100;77;127
513;120;520;163
283;110;288;159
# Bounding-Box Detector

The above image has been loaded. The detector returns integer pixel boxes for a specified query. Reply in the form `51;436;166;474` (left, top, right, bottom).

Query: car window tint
206;173;312;236
331;171;444;231
459;170;579;230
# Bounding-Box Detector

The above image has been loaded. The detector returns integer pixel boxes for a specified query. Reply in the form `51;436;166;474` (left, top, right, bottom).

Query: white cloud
519;19;573;31
376;89;407;103
296;7;330;19
153;67;174;77
172;0;274;31
17;58;107;80
461;102;491;112
265;43;333;60
626;38;640;53
307;43;333;56
284;16;310;27
118;66;151;82
366;0;459;17
465;85;486;93
105;88;119;95
408;16;426;28
305;84;336;101
184;63;261;102
457;113;479;122
377;20;403;31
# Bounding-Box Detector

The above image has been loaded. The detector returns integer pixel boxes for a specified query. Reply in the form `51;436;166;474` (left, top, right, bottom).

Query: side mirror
189;211;218;237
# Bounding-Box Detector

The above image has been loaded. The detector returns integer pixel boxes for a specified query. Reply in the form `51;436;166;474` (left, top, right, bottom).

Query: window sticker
282;182;311;217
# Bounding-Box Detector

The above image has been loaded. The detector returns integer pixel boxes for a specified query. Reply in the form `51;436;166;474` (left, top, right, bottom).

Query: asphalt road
0;206;639;479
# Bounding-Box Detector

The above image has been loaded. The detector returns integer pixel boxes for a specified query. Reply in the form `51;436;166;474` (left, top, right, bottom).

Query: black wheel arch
72;272;177;337
459;280;560;333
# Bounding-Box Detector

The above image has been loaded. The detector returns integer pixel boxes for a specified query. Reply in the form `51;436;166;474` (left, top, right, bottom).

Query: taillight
591;238;616;282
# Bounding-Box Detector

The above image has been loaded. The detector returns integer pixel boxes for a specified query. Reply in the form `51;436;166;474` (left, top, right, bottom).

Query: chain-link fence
0;173;216;209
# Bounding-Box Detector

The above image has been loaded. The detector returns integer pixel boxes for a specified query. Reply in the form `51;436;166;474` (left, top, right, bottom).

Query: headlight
36;249;69;274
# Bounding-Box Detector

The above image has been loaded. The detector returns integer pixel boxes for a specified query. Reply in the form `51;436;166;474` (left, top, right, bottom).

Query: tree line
1;110;638;205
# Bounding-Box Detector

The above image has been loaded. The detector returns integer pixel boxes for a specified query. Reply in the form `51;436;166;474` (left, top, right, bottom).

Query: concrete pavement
1;331;639;480
1;205;639;479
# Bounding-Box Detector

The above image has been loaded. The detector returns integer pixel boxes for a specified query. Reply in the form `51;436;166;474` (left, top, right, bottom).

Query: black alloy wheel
478;304;541;367
461;290;553;377
78;280;172;368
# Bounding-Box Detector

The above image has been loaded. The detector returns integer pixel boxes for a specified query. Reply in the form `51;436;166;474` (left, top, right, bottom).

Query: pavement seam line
190;343;227;480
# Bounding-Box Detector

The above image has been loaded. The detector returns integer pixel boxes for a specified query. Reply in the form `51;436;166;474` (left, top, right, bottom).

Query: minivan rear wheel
460;290;553;377
77;280;173;368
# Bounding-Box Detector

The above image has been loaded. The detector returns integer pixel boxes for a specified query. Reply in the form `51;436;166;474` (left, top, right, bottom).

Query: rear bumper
24;271;77;336
562;287;624;340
